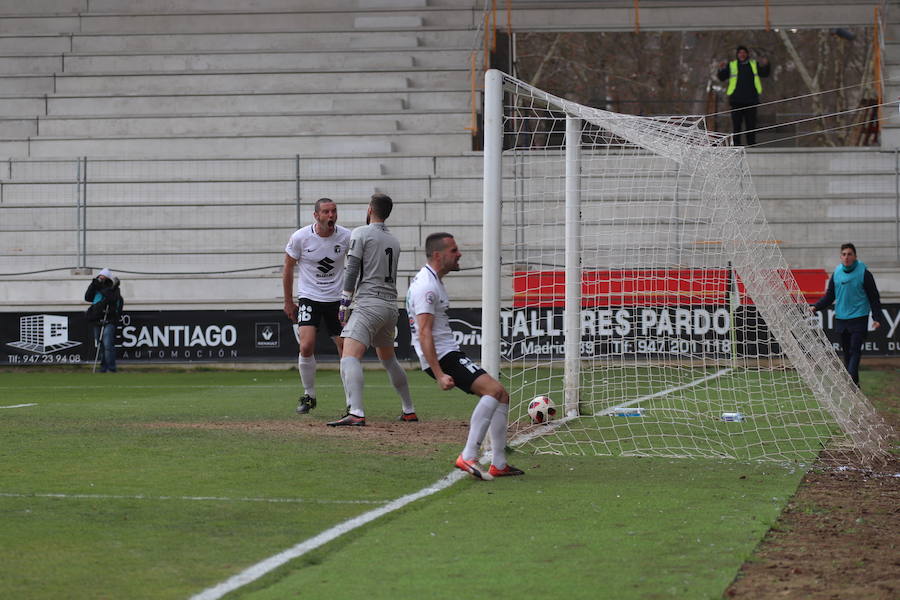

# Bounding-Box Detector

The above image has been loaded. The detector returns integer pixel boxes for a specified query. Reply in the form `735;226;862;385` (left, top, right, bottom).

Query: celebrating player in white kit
327;193;417;426
283;198;351;415
406;232;523;480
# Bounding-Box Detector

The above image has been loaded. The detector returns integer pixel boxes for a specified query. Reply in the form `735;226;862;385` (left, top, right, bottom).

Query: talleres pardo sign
2;270;898;365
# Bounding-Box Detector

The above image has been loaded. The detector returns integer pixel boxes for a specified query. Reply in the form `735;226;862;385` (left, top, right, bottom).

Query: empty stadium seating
0;0;898;311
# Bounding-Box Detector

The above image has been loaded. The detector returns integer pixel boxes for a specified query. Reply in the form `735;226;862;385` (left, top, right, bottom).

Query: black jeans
730;103;758;146
836;317;868;385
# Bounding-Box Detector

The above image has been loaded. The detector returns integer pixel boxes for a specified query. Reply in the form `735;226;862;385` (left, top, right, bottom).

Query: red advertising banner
792;269;830;303
514;269;830;307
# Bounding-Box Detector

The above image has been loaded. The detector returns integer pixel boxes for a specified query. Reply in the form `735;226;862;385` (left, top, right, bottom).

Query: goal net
480;70;893;465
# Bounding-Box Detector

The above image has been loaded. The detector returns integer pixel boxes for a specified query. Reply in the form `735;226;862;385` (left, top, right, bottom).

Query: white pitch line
191;470;466;600
0;492;387;505
594;367;733;416
192;367;735;599
0;403;37;409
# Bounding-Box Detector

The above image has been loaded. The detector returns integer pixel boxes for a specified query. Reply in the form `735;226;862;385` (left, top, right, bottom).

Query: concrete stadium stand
0;0;898;312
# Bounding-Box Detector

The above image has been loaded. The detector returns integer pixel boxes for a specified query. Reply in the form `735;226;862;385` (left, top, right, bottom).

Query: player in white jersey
283;198;351;414
327;193;417;426
406;232;523;479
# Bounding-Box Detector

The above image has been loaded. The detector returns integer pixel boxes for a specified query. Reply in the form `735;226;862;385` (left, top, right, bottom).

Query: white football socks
381;356;415;414
298;355;316;397
463;395;499;460
340;356;365;417
488;402;509;468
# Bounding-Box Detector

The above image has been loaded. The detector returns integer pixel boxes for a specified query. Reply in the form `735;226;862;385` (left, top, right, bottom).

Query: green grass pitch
506;365;841;461
0;368;844;599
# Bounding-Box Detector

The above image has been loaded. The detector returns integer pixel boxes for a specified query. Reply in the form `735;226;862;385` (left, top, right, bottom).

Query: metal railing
1;151;899;281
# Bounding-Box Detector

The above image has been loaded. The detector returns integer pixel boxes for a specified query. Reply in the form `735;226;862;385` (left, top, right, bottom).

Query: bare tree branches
515;28;873;146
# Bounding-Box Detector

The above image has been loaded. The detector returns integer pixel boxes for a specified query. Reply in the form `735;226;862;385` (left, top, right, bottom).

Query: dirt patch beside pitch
136;418;470;455
726;371;900;599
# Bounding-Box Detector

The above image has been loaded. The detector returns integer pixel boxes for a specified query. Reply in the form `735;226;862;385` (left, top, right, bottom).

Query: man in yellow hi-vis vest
717;45;770;145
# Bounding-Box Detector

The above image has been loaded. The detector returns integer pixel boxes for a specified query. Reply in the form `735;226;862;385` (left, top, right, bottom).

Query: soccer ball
527;395;556;424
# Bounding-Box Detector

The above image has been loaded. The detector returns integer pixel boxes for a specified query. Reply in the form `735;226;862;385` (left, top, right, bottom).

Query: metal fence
1;151;899;282
0;156;394;277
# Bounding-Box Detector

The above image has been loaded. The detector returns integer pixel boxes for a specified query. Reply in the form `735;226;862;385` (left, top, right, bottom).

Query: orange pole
764;0;770;31
491;0;497;52
484;11;491;70
634;0;640;33
874;6;883;128
466;51;477;134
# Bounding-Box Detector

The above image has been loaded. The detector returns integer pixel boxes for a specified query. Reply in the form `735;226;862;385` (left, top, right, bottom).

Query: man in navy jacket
809;244;886;385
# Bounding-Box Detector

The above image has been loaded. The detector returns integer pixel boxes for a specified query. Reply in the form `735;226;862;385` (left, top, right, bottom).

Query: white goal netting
483;71;894;465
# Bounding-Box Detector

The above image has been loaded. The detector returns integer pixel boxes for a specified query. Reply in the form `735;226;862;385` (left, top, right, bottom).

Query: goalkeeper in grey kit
328;193;417;426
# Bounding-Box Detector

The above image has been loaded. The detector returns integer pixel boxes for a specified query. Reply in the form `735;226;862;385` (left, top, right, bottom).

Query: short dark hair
314;197;334;212
425;232;453;257
840;243;857;254
370;193;393;219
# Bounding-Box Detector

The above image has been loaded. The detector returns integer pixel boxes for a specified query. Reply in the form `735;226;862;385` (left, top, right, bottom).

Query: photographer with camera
84;268;124;373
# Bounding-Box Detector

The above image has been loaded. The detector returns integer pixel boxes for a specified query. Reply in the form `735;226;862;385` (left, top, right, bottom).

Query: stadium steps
15;111;469;137
0;136;465;159
0;62;473;156
0;0;478;160
505;1;876;32
3;0;899;309
28;0;443;12
0;48;474;75
60;48;472;72
880;44;900;143
878;3;900;147
0;4;478;35
0;29;477;54
0;90;470;117
0;68;468;96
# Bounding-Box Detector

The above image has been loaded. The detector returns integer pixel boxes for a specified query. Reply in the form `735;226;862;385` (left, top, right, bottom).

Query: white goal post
481;69;893;465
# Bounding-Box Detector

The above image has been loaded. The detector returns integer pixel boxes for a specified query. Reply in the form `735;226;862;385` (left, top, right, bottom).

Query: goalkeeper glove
338;291;352;326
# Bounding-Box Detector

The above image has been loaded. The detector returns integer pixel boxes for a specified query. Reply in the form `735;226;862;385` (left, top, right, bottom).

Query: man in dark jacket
809;244;886;385
84;268;124;373
717;45;771;145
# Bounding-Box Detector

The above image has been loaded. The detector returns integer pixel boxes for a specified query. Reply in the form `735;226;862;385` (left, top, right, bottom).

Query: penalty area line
0;403;37;409
190;470;467;600
594;367;733;416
